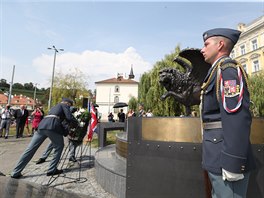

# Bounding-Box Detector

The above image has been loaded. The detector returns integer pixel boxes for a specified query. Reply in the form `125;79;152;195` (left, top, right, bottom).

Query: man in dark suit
14;105;29;138
11;98;75;178
200;28;255;197
118;109;125;122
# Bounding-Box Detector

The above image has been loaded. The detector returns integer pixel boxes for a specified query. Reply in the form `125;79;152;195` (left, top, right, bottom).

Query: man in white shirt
0;104;13;139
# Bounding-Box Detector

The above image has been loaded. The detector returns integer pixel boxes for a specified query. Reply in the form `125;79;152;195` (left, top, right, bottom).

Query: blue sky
1;0;263;90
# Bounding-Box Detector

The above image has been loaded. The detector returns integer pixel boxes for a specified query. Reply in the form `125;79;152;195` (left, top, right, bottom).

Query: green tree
13;83;24;89
24;82;34;90
128;96;138;111
51;67;91;107
0;79;9;89
249;71;264;117
138;45;185;116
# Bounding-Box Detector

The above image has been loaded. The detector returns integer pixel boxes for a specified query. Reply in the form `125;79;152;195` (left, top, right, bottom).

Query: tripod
46;139;92;186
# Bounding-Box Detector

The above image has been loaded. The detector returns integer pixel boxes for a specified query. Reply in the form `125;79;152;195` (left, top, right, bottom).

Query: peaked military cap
62;97;73;105
203;28;241;45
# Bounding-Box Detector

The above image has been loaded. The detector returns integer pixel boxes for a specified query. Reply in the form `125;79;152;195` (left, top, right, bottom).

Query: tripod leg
78;143;83;181
47;141;70;186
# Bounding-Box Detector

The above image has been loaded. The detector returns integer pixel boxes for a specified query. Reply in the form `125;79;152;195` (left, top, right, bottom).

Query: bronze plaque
142;117;264;144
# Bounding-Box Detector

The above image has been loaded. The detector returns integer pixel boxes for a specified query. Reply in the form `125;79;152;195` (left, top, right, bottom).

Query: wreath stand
46;139;92;186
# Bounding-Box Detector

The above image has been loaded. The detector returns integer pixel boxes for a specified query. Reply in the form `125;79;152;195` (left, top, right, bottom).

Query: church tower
128;65;135;79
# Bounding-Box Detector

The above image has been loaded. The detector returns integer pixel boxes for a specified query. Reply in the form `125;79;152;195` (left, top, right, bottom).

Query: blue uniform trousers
69;140;78;158
41;142;54;159
11;129;64;177
208;172;250;198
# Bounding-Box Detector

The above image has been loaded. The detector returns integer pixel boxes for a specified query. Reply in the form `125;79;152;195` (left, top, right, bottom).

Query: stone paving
0;136;116;198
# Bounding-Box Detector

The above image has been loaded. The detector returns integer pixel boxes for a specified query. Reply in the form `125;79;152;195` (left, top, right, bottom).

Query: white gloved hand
222;168;244;181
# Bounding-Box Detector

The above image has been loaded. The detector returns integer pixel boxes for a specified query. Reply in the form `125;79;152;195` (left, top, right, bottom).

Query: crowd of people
0;104;45;139
108;103;153;122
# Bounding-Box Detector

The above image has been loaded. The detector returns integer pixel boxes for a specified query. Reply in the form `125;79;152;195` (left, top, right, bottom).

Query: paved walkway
0;136;116;198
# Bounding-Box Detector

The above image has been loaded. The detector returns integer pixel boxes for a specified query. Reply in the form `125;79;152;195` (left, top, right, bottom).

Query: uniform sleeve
219;66;252;173
62;105;73;122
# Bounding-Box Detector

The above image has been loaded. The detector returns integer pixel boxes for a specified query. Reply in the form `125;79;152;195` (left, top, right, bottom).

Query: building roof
0;94;8;104
0;93;35;108
95;76;138;84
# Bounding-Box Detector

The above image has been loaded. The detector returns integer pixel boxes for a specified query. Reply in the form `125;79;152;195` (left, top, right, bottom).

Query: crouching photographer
11;97;75;178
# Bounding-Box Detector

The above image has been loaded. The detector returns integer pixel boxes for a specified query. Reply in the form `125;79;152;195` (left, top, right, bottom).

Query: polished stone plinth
95;144;126;198
0;176;88;198
116;132;128;158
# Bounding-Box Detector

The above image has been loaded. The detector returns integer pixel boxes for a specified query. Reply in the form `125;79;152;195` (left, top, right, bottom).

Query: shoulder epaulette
220;59;238;70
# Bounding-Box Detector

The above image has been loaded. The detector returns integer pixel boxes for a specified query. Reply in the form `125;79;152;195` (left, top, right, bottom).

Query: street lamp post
8;65;15;105
33;83;39;109
47;46;64;110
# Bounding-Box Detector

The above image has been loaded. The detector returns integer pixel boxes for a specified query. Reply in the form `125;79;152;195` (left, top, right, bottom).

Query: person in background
200;28;255;198
118;109;125;122
39;106;45;119
14;105;29;138
108;112;114;122
31;106;44;135
25;117;30;137
138;103;146;117
11;98;74;178
146;109;153;117
126;109;136;118
0;104;13;139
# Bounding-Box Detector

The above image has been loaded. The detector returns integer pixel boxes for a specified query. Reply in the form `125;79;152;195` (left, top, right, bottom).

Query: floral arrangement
68;108;91;143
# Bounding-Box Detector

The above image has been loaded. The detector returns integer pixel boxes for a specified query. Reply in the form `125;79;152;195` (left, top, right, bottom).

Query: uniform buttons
241;165;245;171
213;138;217;142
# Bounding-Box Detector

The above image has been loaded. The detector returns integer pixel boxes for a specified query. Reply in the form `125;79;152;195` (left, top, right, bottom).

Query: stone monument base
95;144;126;198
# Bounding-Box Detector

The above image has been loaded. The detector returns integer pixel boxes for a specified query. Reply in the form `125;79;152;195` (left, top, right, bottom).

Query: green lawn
8;124;119;148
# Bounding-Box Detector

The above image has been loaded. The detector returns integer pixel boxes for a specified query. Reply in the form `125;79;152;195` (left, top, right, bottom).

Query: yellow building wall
233;15;264;76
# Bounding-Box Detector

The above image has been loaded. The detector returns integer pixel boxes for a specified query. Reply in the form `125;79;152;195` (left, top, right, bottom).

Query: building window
240;45;245;55
114;96;119;103
115;85;120;93
230;50;235;58
242;64;247;73
252;60;260;72
252;39;258;50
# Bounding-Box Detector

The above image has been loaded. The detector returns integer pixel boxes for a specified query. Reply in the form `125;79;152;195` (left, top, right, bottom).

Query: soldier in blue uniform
11;98;74;178
200;28;256;198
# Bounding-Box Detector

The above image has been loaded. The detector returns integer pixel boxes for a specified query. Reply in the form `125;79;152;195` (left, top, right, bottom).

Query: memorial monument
95;49;264;198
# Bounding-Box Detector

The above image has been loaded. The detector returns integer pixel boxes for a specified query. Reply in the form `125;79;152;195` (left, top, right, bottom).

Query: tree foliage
24;82;34;90
128;96;138;111
52;67;91;107
0;79;10;89
249;71;264;117
13;83;24;89
137;45;185;116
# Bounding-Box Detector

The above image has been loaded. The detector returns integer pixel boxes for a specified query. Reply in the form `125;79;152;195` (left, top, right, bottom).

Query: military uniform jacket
38;103;73;135
201;56;256;175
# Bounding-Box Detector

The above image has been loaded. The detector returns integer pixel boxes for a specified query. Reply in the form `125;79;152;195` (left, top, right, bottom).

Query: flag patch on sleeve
224;80;240;97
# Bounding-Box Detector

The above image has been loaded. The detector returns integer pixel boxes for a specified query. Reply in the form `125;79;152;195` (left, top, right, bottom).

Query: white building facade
95;75;138;121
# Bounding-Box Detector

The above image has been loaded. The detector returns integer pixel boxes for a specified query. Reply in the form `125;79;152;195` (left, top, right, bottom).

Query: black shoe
4;136;8;139
11;173;23;179
69;156;77;162
36;158;46;164
46;169;63;176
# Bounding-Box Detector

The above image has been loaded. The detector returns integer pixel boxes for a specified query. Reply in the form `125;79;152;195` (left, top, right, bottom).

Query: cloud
32;47;152;89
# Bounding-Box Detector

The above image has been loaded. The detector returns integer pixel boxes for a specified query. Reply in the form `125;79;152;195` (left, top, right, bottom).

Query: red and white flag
87;104;97;141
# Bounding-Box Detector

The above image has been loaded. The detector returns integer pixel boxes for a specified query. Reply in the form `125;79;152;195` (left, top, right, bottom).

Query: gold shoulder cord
201;58;226;92
215;60;250;102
